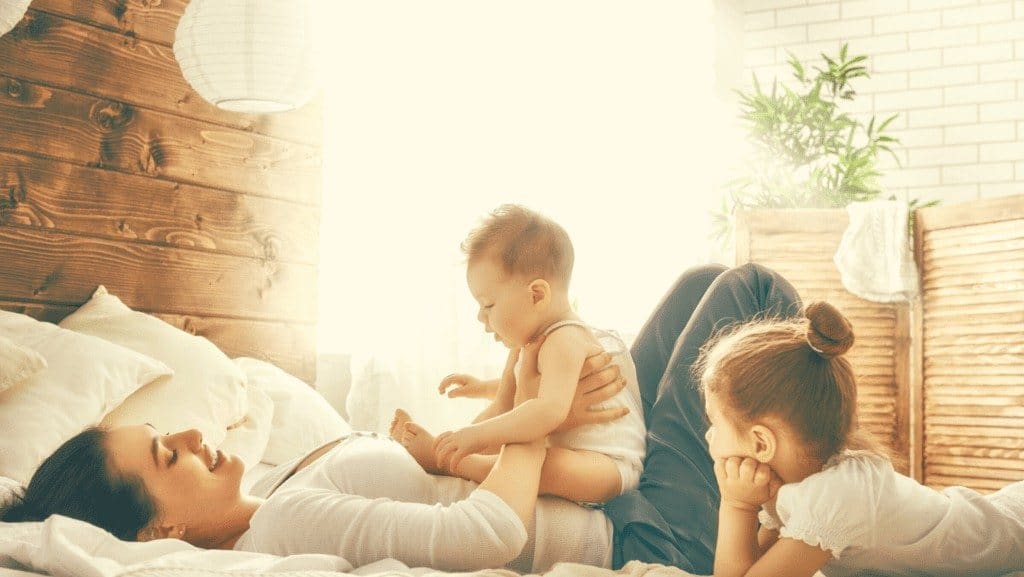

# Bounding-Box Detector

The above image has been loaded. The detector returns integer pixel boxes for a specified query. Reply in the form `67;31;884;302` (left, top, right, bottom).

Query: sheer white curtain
316;1;726;434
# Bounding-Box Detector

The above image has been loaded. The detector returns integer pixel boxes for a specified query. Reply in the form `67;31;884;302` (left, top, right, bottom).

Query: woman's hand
438;373;496;399
434;425;489;471
554;350;629;433
714;456;782;513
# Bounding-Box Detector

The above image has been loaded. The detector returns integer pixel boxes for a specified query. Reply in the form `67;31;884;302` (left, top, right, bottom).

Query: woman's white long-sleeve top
234;433;612;573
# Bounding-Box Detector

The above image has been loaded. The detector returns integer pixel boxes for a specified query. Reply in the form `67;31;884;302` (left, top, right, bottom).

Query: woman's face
104;425;245;535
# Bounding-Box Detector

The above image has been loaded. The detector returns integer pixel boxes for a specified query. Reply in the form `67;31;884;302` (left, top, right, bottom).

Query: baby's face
466;258;539;348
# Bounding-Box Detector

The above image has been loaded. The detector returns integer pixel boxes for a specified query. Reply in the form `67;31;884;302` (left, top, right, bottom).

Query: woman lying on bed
4;264;798;575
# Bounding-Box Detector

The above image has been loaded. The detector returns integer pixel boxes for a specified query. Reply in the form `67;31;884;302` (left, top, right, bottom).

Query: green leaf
878;113;898;133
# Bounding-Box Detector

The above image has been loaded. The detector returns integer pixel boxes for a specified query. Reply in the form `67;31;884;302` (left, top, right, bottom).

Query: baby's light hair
696;301;893;465
462;204;574;287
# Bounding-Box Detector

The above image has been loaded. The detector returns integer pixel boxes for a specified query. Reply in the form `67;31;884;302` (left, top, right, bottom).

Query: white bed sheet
0;515;703;577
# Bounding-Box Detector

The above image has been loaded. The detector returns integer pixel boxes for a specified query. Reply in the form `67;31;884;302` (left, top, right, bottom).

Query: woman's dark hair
1;427;157;541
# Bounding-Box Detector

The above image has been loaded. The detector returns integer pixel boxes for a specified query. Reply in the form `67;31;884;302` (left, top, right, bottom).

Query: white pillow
59;286;248;447
218;382;274;471
0;310;172;484
234;357;352;465
0;333;46;393
0;475;25;513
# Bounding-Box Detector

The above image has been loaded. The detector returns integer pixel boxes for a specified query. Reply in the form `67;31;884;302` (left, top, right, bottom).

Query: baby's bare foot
389;408;413;440
401;422;445;475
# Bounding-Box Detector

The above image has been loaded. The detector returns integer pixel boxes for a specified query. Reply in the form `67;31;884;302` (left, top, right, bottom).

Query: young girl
701;301;1024;577
393;204;646;505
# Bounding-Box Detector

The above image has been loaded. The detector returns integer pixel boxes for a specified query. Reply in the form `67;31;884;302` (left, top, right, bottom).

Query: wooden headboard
0;1;322;383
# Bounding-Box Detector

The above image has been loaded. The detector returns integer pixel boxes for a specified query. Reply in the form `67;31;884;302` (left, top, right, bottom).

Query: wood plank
923;303;1024;321
925;415;1024;427
924;404;1024;417
926;445;1024;459
925;429;1024;442
926;395;1024;407
0;301;315;383
925;464;1023;480
893;305;912;466
153;313;316;384
923;279;1024;300
923;219;1024;248
925;454;1024;471
739;209;849;234
922;246;1024;269
923;363;1024;376
925;332;1024;348
923;375;1024;387
929;434;1024;446
0;300;75;323
921;258;1024;284
925;476;1010;492
925;322;1024;340
0;151;319;264
926;385;1024;397
0;76;320;204
31;0;188;47
1;10;322;146
916;194;1024;232
0;227;317;322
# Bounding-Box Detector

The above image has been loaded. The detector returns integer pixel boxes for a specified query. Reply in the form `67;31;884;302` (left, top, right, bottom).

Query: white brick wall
741;0;1023;203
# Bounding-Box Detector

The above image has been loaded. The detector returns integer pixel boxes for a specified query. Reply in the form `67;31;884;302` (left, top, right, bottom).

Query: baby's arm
471;330;584;444
434;331;584;469
471;349;518;424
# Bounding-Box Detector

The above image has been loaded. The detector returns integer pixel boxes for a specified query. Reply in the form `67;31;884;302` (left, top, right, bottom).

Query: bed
0;285;706;577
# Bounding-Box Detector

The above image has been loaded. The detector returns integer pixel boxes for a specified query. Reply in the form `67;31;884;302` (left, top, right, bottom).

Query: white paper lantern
0;0;32;38
174;0;317;113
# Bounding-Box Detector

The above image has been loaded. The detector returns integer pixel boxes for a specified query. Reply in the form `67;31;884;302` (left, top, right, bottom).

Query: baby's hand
714;456;781;513
434;426;488;470
438;374;489;399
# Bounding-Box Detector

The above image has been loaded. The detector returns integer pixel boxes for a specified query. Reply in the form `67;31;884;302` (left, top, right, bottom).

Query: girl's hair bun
804;301;855;359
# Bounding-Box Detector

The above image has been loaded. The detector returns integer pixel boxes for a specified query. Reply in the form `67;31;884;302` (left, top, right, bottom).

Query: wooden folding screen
737;195;1024;491
913;196;1024;492
734;210;912;474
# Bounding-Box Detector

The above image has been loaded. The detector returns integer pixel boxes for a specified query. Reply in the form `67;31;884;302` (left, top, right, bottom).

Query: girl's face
104;425;245;535
704;390;756;461
466;257;541;348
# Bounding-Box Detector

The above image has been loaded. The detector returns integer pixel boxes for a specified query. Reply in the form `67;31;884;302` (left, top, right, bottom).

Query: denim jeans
603;263;802;574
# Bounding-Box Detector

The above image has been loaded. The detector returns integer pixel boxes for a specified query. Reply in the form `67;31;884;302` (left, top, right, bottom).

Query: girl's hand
714;456;782;513
434;426;488;470
555;350;628;433
438;374;493;399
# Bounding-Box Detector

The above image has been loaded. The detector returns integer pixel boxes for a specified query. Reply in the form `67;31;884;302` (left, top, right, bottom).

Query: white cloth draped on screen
833;200;920;303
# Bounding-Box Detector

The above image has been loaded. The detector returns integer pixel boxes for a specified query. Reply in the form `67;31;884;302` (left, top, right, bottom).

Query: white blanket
5;516;1023;577
833;200;919;303
0;516;698;577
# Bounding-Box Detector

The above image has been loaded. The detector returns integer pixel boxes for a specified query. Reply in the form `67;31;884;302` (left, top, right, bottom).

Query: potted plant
713;44;934;245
